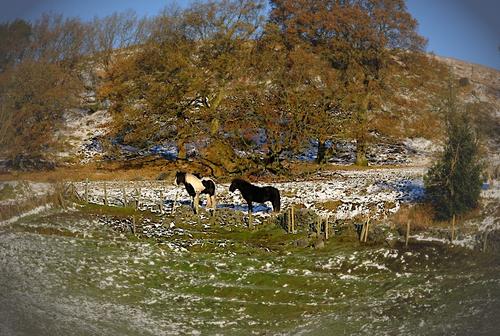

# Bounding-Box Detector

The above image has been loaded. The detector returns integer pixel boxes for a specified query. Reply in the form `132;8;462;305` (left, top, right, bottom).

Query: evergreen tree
424;86;483;220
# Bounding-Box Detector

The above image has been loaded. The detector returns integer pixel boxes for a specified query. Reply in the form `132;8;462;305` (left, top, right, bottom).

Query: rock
479;229;500;253
335;223;360;242
5;155;55;171
313;239;325;249
156;172;169;180
367;225;387;244
294;238;309;248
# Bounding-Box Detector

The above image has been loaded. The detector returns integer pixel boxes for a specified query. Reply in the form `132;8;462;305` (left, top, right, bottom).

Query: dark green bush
424;92;483;220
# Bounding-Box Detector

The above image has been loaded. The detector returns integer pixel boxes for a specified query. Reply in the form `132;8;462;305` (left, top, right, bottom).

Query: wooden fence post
58;184;66;209
159;189;164;213
451;214;456;243
360;222;366;242
483;230;489;252
291;205;295;234
103;182;108;206
287;208;291;233
248;211;253;230
135;187;140;209
171;191;178;214
325;215;329;240
122;187;127;206
138;187;142;208
84;179;89;203
405;219;410;247
364;218;370;243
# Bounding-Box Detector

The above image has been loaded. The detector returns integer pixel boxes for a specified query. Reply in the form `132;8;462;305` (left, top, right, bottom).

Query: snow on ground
69;167;500;251
289;138;439;165
75;167;426;220
57;108;111;163
55;104;440;166
0;181;53;206
2;209;498;336
0;204;52;226
403;137;442;165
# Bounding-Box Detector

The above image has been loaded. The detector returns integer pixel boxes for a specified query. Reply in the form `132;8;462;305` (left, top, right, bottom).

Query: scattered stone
294;238;309;248
312;239;325;249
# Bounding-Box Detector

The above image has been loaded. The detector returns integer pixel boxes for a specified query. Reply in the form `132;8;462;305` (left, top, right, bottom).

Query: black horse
229;178;280;213
175;171;216;214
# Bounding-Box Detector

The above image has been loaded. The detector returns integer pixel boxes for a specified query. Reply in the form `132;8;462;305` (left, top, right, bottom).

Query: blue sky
0;0;498;69
406;0;499;69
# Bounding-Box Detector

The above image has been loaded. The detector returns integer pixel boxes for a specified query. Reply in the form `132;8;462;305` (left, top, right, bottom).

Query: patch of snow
0;204;52;226
57;109;111;164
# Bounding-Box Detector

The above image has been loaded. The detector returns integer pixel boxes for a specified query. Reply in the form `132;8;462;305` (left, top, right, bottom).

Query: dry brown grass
0;159;178;182
406;111;444;140
316;200;342;212
390;202;487;239
389;203;443;232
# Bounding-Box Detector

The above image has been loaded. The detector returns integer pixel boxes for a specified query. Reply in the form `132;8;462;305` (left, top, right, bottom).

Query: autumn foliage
0;1;465;173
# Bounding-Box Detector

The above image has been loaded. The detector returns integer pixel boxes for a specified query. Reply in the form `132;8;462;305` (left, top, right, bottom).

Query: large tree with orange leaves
269;0;427;165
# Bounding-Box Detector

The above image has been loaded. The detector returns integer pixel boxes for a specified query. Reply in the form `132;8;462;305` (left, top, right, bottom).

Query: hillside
1;4;499;335
434;55;500;100
49;54;500;172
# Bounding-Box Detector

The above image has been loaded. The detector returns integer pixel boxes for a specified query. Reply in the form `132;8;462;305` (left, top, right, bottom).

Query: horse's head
229;179;238;192
175;171;186;186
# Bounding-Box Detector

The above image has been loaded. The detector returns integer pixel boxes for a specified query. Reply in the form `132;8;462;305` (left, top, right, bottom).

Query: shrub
424;89;483;220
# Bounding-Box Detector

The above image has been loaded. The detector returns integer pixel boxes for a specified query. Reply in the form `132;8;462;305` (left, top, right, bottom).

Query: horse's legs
247;201;253;214
206;194;212;209
272;197;280;212
210;195;216;214
193;193;200;214
272;191;281;212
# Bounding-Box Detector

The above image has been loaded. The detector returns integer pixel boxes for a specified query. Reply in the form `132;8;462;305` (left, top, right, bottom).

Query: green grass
3;203;499;335
79;203;142;217
0;183;16;200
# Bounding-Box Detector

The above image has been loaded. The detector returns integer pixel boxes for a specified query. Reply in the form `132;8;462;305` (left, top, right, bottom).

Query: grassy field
1;203;499;335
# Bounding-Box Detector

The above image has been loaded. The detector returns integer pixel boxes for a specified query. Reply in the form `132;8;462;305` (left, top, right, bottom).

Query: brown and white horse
175;171;216;214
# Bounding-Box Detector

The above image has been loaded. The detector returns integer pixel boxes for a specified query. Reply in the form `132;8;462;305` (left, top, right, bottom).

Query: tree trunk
355;94;370;166
316;139;327;164
177;137;187;160
265;149;281;166
264;148;284;174
201;138;250;177
355;139;368;166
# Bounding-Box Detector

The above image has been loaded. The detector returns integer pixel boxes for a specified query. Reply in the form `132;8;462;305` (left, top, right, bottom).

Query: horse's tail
272;188;281;212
